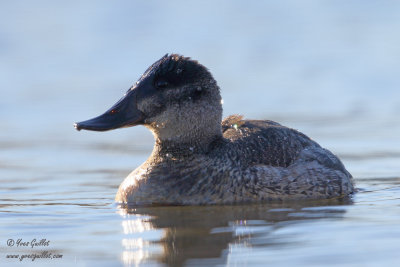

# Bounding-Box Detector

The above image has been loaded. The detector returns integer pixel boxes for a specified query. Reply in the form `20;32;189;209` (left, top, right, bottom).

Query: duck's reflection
118;199;351;267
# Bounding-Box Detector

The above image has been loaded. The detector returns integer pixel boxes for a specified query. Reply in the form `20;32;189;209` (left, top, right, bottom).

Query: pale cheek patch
137;96;165;120
137;97;156;113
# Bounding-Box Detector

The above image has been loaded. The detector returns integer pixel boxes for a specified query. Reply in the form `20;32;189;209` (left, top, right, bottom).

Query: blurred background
1;1;400;266
1;1;399;175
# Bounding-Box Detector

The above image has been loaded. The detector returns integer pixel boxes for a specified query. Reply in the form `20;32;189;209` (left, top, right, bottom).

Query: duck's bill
74;90;144;132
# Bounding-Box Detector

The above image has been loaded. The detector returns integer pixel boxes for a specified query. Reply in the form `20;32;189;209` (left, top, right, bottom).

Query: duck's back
216;115;354;202
222;115;317;168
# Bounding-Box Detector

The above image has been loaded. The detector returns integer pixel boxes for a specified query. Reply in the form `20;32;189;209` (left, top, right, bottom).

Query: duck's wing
220;115;354;200
241;147;354;200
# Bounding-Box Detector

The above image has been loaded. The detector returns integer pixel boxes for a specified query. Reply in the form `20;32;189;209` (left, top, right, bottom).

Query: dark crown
140;54;211;88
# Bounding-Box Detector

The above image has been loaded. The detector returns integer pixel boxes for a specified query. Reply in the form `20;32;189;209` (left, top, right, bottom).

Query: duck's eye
155;80;169;89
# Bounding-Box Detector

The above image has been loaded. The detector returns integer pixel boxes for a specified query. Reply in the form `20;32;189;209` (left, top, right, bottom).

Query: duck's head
75;54;223;145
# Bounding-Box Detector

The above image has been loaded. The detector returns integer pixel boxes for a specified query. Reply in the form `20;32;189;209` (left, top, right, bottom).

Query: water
1;1;400;266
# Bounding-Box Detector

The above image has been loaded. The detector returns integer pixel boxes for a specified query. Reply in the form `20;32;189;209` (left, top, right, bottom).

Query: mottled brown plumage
75;54;354;205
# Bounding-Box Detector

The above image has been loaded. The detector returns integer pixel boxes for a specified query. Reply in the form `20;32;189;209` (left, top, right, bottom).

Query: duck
74;54;354;205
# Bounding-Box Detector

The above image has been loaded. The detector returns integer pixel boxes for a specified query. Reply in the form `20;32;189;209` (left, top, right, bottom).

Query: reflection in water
119;211;163;266
121;215;154;234
118;199;351;266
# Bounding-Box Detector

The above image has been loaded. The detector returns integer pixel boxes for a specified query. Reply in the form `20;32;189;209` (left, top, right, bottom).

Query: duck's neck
155;134;222;157
149;121;223;159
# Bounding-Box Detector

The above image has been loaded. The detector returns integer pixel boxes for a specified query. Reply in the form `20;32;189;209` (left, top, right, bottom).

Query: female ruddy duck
75;54;354;205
